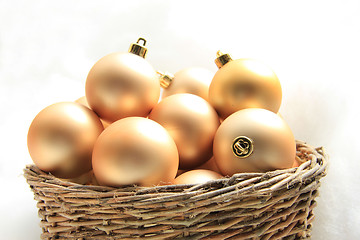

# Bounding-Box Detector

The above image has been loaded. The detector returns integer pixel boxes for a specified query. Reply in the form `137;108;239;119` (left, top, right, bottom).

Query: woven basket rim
24;140;328;196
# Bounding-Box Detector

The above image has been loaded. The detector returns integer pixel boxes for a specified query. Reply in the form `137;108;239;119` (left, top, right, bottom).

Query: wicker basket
24;140;327;240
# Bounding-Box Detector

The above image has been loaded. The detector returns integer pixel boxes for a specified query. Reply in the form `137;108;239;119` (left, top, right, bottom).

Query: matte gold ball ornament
196;156;221;173
75;96;111;128
173;169;223;185
149;93;220;170
75;96;89;107
92;117;179;187
159;67;214;101
85;38;160;123
62;170;98;185
213;108;296;176
27;102;104;178
209;51;282;119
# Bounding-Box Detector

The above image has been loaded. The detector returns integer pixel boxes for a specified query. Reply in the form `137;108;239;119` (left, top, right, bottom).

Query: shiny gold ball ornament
85;38;160;123
27;102;104;178
173;169;223;185
213;108;296;175
92;117;179;187
209;51;282;119
160;67;214;101
149;93;220;170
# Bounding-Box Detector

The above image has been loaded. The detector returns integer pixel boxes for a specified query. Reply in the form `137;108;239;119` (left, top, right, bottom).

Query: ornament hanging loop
129;37;148;58
137;38;147;46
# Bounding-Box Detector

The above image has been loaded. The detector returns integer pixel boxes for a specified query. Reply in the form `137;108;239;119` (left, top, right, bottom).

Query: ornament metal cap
157;71;174;89
232;136;254;158
215;50;233;68
129;38;148;58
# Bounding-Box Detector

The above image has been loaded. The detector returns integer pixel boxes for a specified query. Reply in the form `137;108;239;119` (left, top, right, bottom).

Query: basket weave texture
24;140;327;240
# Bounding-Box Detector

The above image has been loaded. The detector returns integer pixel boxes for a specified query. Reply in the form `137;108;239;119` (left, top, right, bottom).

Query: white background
1;0;359;239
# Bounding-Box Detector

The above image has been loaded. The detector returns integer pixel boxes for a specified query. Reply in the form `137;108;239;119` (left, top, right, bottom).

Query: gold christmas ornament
61;170;98;185
149;93;220;170
176;169;187;177
209;51;282;119
173;169;223;185
196;156;220;173
292;159;300;168
27;102;104;178
160;67;214;101
85;38;160;123
92;117;179;187
75;96;111;128
292;156;303;168
213;108;296;175
75;96;89;107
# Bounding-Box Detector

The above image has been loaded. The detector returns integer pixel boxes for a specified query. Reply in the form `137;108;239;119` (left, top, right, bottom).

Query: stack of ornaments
27;38;299;187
